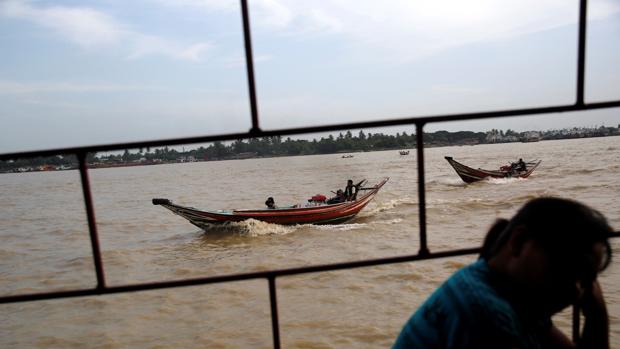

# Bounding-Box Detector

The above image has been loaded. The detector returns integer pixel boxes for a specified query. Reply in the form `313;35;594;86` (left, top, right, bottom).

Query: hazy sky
1;0;619;153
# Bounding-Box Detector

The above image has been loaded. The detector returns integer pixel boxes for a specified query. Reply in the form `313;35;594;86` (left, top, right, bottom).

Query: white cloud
155;0;342;35
178;42;213;62
125;33;213;62
0;0;122;48
373;1;611;59
590;0;620;18
259;0;620;60
7;0;618;63
164;0;620;60
155;0;239;13
252;0;294;29
0;80;164;94
0;0;214;61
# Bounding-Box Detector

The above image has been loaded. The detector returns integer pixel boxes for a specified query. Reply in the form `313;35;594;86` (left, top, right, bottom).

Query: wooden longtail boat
153;178;389;227
445;157;541;183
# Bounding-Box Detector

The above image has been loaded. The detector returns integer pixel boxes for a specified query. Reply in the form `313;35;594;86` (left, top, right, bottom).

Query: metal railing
1;1;619;348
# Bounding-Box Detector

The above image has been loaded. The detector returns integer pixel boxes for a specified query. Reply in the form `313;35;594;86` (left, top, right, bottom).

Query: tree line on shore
0;129;481;171
2;125;618;172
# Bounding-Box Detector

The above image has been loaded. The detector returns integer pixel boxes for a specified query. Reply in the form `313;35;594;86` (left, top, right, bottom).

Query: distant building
521;131;541;142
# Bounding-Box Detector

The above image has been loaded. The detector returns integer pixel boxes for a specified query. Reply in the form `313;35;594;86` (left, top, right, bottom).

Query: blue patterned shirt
393;259;550;349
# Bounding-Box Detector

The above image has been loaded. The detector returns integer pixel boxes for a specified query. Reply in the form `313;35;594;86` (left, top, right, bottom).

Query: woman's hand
580;280;607;319
578;280;609;349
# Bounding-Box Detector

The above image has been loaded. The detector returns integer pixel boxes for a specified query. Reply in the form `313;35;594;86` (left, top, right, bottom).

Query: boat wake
201;219;298;237
572;167;608;175
200;219;369;236
363;198;417;216
314;223;367;231
485;177;526;185
371;218;403;225
427;193;546;211
429;177;468;187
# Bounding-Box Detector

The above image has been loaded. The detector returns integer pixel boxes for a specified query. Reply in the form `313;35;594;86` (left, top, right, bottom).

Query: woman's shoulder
444;260;517;319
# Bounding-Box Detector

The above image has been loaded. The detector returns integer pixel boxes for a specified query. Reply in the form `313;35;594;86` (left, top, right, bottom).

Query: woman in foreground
393;197;613;349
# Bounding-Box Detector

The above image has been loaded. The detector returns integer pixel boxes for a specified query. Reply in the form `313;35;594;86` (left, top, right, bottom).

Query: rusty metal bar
0;246;483;304
240;0;261;133
415;123;430;256
268;276;281;349
2;100;620;161
77;152;106;290
576;0;587;105
572;1;588;340
2;231;617;305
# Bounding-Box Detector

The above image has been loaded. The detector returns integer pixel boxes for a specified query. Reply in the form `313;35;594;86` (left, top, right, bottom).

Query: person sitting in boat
265;197;277;209
326;189;346;204
509;158;527;175
344;179;359;201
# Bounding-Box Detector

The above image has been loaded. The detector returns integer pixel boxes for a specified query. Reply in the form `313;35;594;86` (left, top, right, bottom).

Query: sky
1;0;619;153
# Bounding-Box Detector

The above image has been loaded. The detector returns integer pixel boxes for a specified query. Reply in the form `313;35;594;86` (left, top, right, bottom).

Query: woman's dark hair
481;197;613;271
479;218;509;260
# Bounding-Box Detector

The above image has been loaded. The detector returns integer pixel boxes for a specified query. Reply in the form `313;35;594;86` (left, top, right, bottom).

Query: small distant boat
444;157;541;183
233;152;258;159
341;154;354;158
399;150;410;155
153;178;389;227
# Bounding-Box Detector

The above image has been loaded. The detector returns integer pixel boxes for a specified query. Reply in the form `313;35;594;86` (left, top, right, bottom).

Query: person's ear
508;226;529;257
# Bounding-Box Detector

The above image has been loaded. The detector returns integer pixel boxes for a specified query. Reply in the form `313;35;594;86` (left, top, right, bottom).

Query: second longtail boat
445;157;541;183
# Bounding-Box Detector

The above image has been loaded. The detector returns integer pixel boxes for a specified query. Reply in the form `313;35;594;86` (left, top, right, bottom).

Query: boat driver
344;179;358;201
510;158;527;174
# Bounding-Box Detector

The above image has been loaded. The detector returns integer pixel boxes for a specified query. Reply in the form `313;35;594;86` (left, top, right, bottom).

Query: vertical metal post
77;152;106;290
240;0;261;134
268;276;281;349
576;0;587;106
416;123;430;256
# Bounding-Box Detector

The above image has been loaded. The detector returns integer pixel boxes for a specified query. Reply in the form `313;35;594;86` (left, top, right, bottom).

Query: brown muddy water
1;136;619;348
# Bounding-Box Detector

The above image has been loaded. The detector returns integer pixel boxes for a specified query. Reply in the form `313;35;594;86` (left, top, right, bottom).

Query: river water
1;136;619;348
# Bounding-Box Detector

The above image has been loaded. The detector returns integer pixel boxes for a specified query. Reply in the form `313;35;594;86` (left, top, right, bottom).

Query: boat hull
153;178;389;228
444;157;541;183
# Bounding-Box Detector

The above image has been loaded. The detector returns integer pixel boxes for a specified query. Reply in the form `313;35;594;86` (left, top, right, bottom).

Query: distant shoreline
2;130;618;174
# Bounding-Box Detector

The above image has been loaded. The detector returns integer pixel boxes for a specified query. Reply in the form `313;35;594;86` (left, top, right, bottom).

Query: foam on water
364;197;417;216
372;218;403;225
430;177;468;187
485;177;525;185
314;223;367;231
201;219;299;237
426;194;543;212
